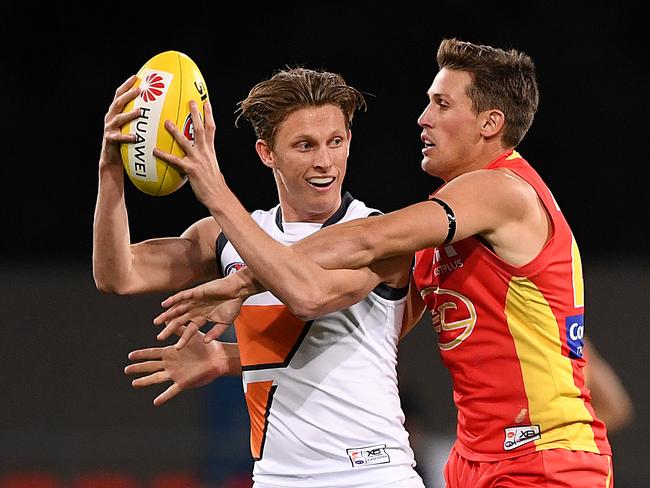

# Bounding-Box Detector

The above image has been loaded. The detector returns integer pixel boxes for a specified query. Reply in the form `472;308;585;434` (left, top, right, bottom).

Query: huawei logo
140;73;166;102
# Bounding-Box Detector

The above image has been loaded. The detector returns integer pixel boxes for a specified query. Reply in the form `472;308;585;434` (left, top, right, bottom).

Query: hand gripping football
120;51;209;196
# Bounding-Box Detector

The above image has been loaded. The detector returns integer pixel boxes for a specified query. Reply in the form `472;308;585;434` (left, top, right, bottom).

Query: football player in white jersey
98;67;425;487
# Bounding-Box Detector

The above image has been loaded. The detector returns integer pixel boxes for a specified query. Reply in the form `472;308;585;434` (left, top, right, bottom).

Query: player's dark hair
437;38;539;148
236;67;366;148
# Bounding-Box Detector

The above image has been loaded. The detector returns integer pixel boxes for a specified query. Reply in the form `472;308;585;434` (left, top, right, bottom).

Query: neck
278;197;343;224
448;145;512;181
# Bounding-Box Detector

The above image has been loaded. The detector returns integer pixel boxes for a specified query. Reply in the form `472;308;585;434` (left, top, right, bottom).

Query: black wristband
430;197;456;245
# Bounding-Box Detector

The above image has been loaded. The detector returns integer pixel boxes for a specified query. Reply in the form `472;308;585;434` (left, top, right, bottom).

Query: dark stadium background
2;3;647;487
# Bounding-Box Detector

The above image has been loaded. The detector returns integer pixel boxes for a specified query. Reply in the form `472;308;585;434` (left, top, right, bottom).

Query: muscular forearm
206;184;388;318
227;219;377;304
92;161;134;294
291;217;380;268
207;184;329;304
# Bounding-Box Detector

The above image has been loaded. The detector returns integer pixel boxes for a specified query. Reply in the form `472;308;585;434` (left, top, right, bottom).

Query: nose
313;147;333;170
417;103;433;128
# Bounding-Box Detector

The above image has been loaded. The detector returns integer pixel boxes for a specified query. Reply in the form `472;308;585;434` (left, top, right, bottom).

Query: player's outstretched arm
124;330;241;406
154;251;413;349
154;101;529;320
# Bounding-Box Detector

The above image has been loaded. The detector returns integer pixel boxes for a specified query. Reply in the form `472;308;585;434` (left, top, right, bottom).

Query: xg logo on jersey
565;314;584;359
503;425;541;451
346;444;390;467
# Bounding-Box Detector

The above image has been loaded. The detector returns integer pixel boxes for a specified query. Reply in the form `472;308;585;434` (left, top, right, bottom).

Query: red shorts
444;445;613;488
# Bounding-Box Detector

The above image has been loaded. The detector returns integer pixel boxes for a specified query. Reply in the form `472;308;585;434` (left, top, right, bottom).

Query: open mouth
421;133;435;150
307;177;336;188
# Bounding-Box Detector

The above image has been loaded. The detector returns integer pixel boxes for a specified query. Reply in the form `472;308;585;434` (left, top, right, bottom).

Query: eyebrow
429;92;451;100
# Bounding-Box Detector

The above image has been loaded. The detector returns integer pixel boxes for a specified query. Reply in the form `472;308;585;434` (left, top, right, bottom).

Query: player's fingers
175;321;200;350
110;108;141;128
127;348;164;361
204;100;216;140
161;288;195;308
163;119;194;154
113;75;138;100
105;132;138;145
173;325;188;338
153;302;192;326
153;383;182;407
153;146;184;169
204;322;229;343
188;100;205;145
107;88;141;122
157;312;192;340
131;370;169;388
124;360;163;376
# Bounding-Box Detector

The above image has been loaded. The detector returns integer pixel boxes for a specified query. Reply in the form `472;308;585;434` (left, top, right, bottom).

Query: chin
421;158;438;177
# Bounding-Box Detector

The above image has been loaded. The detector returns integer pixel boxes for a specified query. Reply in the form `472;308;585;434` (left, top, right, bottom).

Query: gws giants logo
140;73;166;102
225;262;246;276
421;287;477;350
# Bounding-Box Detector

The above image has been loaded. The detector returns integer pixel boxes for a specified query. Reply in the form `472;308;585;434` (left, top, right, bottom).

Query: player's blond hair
437;38;539;148
236;67;366;148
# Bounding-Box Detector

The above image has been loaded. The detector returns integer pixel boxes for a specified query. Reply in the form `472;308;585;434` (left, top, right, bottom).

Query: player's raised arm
93;77;221;295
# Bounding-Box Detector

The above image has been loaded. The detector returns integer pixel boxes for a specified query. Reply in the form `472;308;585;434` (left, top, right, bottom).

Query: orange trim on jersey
245;380;277;460
235;305;309;369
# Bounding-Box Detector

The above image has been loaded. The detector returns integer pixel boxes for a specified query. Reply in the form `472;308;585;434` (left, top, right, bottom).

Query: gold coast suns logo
140;73;166;102
421;287;477;350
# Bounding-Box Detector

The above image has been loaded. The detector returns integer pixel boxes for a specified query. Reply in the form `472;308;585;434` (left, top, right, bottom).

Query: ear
347;129;352;157
255;139;275;169
479;109;505;139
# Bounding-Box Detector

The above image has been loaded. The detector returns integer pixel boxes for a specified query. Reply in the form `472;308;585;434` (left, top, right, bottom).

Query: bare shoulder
181;216;222;252
183;216;220;236
438;168;537;221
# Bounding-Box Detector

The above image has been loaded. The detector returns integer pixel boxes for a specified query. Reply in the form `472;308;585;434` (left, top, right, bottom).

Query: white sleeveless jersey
216;193;423;488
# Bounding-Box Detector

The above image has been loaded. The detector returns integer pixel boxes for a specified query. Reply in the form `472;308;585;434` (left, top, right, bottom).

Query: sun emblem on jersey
422;287;477;350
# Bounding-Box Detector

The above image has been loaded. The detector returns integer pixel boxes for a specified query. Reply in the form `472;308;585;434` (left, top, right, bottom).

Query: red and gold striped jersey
413;150;611;461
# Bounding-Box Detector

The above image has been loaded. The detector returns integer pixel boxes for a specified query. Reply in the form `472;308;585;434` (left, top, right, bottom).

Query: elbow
92;260;137;295
283;290;328;322
286;301;323;322
93;273;132;296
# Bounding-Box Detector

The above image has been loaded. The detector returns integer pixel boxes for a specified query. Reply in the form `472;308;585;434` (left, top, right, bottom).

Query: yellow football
120;51;209;196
